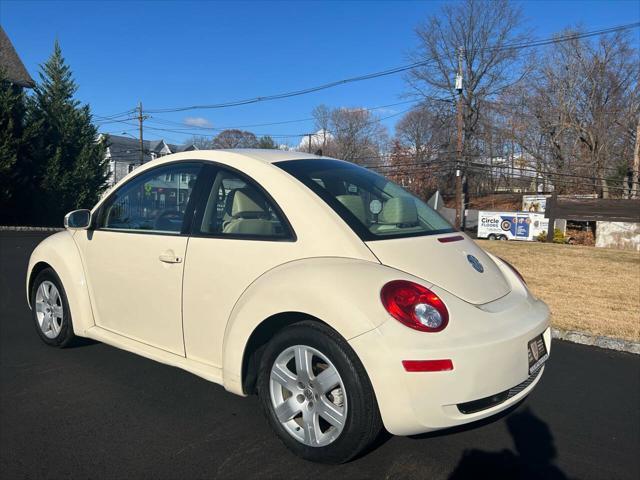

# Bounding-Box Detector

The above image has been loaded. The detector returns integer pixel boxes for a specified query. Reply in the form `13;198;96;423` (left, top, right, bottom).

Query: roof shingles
0;26;35;88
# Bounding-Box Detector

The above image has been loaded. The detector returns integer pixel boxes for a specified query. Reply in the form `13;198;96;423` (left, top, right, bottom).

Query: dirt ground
479;240;640;342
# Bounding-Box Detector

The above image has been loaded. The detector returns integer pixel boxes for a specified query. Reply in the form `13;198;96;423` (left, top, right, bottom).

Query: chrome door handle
158;251;182;264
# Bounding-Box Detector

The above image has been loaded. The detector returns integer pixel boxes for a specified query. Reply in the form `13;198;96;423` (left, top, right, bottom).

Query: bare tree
211;129;258;149
407;0;531;163
500;30;639;197
564;31;638;197
184;135;214;149
395;105;449;163
311;105;388;164
256;135;279;149
311;105;331;150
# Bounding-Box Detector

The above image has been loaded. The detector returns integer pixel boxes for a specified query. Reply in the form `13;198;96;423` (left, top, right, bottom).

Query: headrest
336;195;367;224
378;197;418;225
231;189;266;217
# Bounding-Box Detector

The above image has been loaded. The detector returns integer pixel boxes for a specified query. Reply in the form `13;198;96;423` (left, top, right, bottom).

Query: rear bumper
349;286;551;436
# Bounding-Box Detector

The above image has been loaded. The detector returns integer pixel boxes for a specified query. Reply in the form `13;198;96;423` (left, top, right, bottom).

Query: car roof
188;149;322;164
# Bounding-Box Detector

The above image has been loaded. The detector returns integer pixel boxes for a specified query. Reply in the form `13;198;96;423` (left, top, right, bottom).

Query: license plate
527;334;548;374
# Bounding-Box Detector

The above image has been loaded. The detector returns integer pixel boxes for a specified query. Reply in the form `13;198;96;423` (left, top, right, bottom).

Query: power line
97;95;456;142
485;22;640;52
143;98;432;131
96;105;429;139
94;109;137;120
139;22;638;115
143;61;439;113
93;22;639;147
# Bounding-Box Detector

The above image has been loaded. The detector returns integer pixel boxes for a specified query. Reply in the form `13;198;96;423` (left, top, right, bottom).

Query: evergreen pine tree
27;41;108;225
0;69;27;221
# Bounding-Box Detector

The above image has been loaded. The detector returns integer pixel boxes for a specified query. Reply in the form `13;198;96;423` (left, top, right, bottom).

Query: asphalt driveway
1;231;638;479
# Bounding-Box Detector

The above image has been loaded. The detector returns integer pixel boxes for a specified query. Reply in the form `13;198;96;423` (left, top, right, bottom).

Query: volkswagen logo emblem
467;254;484;273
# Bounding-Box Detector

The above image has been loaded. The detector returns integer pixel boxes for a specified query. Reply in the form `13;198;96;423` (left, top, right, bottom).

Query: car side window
197;169;290;239
98;163;201;234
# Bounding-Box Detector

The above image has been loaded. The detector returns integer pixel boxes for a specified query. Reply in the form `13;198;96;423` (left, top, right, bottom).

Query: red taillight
402;359;454;372
499;257;527;285
380;280;449;332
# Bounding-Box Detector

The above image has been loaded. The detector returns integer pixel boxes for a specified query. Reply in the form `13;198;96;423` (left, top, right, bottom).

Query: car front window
276;159;454;240
98;163;201;234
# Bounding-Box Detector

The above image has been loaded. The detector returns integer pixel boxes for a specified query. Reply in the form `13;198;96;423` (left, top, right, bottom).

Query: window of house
98;163;201;234
128;164;136;173
196;170;291;239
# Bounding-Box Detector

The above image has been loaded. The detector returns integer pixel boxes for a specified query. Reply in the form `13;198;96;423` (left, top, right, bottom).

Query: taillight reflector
402;359;454;372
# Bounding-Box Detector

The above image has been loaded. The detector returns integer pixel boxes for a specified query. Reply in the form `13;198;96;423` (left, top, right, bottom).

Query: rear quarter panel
221;257;420;395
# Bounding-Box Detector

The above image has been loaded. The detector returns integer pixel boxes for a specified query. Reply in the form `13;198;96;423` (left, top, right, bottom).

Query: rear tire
30;268;78;347
257;321;382;463
487;234;496;240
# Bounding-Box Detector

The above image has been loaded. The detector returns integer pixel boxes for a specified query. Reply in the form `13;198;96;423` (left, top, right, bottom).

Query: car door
182;166;299;367
76;162;203;355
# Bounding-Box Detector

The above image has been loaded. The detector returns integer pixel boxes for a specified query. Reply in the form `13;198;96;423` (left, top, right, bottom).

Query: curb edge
551;328;639;355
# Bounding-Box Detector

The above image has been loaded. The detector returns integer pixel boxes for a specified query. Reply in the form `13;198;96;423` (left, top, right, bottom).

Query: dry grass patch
478;240;640;342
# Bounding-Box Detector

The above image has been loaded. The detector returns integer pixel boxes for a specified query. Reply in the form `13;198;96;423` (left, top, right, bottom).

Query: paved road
1;231;639;479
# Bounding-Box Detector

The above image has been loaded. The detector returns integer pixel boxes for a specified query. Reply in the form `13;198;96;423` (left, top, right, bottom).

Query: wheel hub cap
269;345;348;447
35;281;63;339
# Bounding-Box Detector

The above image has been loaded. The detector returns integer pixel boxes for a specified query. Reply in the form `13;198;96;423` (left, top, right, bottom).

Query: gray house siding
103;135;198;186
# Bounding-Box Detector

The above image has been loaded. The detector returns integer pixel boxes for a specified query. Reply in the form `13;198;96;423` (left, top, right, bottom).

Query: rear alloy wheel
31;268;77;347
257;321;382;463
269;345;347;447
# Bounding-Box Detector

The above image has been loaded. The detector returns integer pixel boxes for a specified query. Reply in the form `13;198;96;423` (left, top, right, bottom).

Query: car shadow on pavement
66;337;99;348
446;407;570;480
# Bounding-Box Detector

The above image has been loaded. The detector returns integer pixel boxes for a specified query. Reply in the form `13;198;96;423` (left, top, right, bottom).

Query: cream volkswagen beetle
27;150;550;463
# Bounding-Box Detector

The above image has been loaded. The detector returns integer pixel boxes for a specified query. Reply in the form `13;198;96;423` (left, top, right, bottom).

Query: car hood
365;233;511;305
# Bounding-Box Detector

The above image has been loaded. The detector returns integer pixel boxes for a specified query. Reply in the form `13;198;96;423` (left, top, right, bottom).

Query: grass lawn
478;240;640;343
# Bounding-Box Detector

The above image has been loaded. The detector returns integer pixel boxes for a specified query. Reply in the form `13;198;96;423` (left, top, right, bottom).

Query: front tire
257;321;382;463
31;268;77;347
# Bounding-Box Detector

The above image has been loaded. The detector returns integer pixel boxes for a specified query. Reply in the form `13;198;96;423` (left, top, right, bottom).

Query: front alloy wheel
31;268;77;347
35;280;64;339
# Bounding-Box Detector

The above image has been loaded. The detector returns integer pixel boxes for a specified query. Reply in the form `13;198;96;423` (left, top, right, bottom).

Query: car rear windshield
276;159;454;241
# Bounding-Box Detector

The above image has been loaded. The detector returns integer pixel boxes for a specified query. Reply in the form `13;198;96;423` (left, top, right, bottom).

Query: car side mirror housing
64;209;92;230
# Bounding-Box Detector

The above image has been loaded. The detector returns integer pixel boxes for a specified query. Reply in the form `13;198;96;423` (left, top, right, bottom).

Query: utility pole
454;46;464;230
307;133;313;153
632;119;639;198
138;101;146;165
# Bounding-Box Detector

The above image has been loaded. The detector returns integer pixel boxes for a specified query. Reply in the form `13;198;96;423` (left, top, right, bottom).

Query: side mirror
64;209;92;230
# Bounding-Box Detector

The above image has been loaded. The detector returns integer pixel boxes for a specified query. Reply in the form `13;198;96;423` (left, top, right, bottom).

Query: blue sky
1;0;638;146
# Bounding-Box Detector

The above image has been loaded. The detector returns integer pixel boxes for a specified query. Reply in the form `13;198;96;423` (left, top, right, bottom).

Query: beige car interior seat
336;195;368;225
223;189;275;236
370;197;419;234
